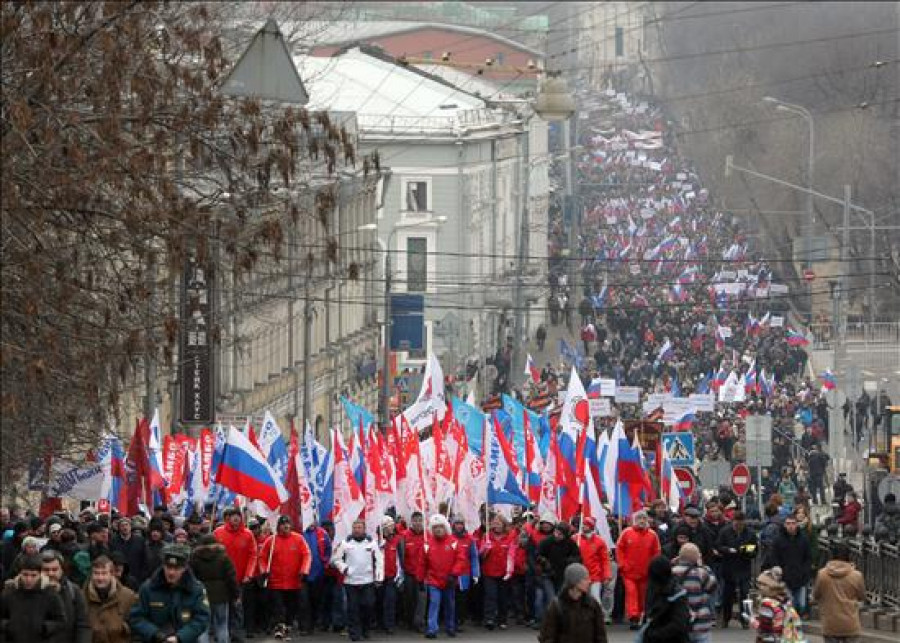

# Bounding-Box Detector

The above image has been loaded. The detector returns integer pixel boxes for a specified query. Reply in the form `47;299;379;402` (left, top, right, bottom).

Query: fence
809;321;900;350
817;533;900;613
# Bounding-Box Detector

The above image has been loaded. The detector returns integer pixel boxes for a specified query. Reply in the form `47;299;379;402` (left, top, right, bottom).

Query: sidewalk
806;619;899;643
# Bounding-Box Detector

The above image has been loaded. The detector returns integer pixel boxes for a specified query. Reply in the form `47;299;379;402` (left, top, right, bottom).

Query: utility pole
288;228;298;421
380;250;392;432
302;259;312;432
511;121;531;390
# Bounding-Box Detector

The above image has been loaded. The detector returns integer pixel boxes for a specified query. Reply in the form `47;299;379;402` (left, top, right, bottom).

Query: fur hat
678;542;701;564
563;563;589;588
429;514;450;533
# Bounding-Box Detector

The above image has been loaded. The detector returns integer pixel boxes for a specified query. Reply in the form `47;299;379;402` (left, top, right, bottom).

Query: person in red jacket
450;516;480;631
379;516;404;634
213;507;260;637
578;517;612;618
480;513;516;630
423;514;467;639
401;511;426;632
258;515;312;640
616;510;661;629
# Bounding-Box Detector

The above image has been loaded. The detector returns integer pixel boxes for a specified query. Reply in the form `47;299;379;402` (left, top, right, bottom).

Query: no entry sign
731;463;752;496
674;467;697;497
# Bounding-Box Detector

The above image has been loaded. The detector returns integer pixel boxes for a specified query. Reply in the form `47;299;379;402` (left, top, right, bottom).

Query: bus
887;405;900;473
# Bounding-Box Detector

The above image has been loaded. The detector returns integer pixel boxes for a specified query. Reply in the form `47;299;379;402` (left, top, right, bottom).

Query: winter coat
452;531;480;589
0;575;66;642
382;533;404;581
538;589;608;643
213;522;259;583
258;531;311;590
423;534;467;590
770;528;812;590
875;500;900;542
578;534;611;582
110;533;149;582
672;560;717;634
642;580;692;643
302;526;332;583
716;524;758;580
145;540;164;581
402;529;426;582
331;535;384;586
616;526;661;581
189;542;238;605
537;535;582;588
837;500;862;529
481;530;517;579
85;578;137;643
812;560;865;637
129;567;210;643
51;577;92;643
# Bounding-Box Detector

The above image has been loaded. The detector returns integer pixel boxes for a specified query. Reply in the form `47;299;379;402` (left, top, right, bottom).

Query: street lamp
378;216;447;431
762;96;815;229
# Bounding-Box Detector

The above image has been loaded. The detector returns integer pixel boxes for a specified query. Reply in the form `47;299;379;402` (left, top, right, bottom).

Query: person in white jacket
331;519;384;642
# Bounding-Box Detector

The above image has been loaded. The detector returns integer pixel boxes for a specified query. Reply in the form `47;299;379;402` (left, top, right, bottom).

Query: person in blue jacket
129;544;210;643
302;519;333;634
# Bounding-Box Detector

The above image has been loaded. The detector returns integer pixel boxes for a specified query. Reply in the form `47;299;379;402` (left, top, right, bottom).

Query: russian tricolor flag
819;370;837;391
673;411;696;432
786;328;810;346
215;426;289;510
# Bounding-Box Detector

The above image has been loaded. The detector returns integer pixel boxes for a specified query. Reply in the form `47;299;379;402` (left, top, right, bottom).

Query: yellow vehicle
885;405;900;472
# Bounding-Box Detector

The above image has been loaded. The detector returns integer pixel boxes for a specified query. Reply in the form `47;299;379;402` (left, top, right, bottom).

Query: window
615;26;625;57
405;180;429;212
495;52;505;65
406;237;427;292
423;51;433;60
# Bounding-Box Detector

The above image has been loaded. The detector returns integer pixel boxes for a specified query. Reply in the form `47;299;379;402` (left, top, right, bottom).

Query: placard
770;316;784;327
663;399;698;425
770;284;789;294
688;393;715;412
615;386;642;404
647;393;673;407
589;398;612;418
589;378;617;397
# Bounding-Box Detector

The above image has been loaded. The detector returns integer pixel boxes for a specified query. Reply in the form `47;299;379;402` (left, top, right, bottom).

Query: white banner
647;393;673;407
688;393;715;412
770;284;789;295
589;398;612;418
590;378;617;397
770;316;784;328
615;386;642;404
47;462;105;500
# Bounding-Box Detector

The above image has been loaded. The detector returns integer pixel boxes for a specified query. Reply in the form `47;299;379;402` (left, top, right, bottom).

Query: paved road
247;623;823;642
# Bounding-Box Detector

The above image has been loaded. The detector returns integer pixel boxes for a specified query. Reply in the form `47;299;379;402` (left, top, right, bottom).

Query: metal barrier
817;533;900;612
809;321;900;350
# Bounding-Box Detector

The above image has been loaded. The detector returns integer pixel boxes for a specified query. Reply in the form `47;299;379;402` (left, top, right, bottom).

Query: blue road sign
662;432;696;467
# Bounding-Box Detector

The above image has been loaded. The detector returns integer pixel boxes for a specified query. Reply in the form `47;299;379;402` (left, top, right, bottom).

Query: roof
413;63;517;101
299;20;544;58
296;46;514;136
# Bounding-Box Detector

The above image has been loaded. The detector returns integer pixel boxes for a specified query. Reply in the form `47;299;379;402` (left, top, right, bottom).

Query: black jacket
537;537;582;589
50;578;91;643
715;525;758;579
538;589;608;643
111;534;149;581
0;576;67;642
189;542;238;605
145;540;165;582
770;528;812;590
642;580;692;643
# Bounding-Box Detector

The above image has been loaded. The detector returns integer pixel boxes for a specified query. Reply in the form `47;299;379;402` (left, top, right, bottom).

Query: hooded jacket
0;575;66;642
85;578;137;643
770;527;811;590
537;534;582;588
812;561;864;637
538;585;608;643
189;541;238;605
258;531;311;590
577;533;611;583
642;579;691;643
213;522;259;583
423;532;467;590
616;526;661;581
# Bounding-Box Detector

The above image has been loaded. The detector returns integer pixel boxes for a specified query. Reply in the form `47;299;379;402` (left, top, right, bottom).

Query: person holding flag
213;507;260;638
423;514;467;639
479;514;516;631
258;515;312;640
379;516;404;635
401;512;427;633
331;518;384;643
450;515;480;632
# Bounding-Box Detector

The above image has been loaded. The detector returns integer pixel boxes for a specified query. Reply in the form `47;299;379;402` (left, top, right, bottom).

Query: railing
808;322;900;350
817;532;900;613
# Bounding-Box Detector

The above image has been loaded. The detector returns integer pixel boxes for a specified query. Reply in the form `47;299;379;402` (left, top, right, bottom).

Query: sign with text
615;386;642;404
589;397;612;418
180;255;214;425
589;378;617;397
689;393;715;413
662;398;698;425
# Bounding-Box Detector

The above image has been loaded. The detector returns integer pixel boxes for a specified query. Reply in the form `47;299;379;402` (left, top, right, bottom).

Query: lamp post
376;217;446;431
510;72;575;388
763;96;815;228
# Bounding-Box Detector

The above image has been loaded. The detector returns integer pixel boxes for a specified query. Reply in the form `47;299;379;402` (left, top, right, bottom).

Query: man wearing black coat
40;549;91;643
681;506;713;560
715;511;758;628
110;517;148;581
0;555;66;641
537;523;582;592
770;515;812;617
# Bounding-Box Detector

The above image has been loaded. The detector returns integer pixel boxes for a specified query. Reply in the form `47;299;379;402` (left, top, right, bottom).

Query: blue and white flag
258;411;290;484
486;417;530;507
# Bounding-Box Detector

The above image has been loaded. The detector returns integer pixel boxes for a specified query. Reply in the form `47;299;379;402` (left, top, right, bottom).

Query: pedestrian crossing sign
662;432;695;467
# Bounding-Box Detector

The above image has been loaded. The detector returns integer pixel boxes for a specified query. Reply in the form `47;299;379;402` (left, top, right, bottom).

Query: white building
296;46;549;384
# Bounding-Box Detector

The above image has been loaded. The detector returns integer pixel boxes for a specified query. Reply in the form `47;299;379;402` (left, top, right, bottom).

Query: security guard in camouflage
129;544;211;643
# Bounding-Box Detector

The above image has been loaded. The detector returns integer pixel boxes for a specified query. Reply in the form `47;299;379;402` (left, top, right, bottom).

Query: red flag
280;421;302;528
125;418;151;515
432;414;455;506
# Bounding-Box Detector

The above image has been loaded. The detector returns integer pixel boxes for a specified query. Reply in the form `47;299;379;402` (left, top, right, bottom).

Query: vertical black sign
180;256;214;424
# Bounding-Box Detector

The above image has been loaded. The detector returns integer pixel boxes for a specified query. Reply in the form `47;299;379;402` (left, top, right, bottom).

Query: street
247;623;818;642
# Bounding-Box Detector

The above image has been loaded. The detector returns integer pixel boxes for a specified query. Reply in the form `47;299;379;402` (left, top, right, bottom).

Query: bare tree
0;2;374;486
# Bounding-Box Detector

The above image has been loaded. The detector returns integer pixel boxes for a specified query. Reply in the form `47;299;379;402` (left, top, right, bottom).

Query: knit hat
429;514;450;533
48;523;62;535
173;528;188;540
381;515;395;529
582;517;596;530
632;510;649;522
554;521;570;535
148;518;165;534
648;555;673;584
21;536;40;551
277;515;292;527
678;542;701;564
757;567;788;599
563;563;589;588
197;534;218;547
673;523;692;538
